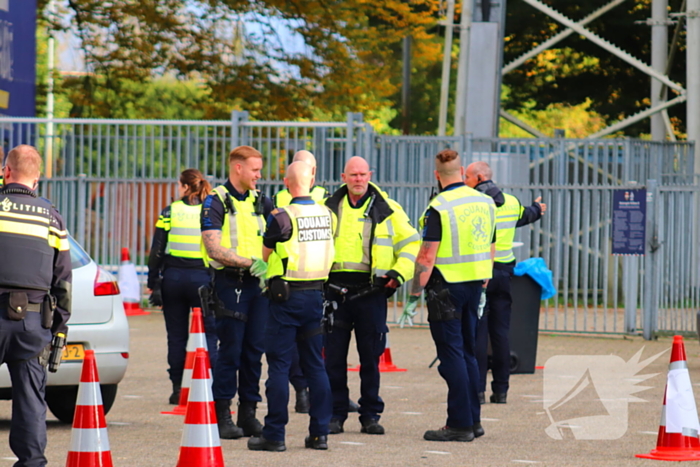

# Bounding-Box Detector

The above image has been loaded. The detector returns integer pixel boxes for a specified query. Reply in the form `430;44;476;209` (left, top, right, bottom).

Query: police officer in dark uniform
248;161;335;451
0;145;72;466
465;161;546;404
147;168;217;404
324;156;420;435
272;150;328;414
403;149;495;442
201;145;273;439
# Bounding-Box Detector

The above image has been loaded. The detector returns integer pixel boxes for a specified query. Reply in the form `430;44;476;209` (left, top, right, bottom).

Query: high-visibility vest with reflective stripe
274;186;327;208
267;203;335;281
494;193;523;263
328;190;420;282
426;185;495;283
201;185;265;270
0;192;68;290
331;194;372;273
161;200;204;259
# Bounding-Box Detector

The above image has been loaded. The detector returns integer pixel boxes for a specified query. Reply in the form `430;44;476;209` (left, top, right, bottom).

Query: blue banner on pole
0;0;37;117
612;189;646;255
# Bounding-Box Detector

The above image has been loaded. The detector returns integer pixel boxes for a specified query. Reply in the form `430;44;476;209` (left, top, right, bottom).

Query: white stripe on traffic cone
66;349;114;467
176;348;224;467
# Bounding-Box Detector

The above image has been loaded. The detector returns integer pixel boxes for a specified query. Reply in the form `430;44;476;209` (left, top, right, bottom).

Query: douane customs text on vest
458;203;491;223
1;197;50;216
296;215;332;242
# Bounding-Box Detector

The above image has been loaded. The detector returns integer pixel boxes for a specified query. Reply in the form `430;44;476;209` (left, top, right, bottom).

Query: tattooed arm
202;230;254;268
410;241;439;295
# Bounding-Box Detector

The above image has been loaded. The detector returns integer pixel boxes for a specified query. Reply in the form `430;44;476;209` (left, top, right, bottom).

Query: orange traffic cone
118;247;148;316
175;348;225;467
162;308;212;416
349;335;406;373
636;335;700;461
66;349;114;467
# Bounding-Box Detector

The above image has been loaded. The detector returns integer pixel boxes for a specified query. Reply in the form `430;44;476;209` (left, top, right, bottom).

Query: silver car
0;236;130;423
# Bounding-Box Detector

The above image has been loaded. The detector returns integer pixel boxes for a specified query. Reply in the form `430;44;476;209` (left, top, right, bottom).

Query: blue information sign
612;189;646;255
0;0;37;117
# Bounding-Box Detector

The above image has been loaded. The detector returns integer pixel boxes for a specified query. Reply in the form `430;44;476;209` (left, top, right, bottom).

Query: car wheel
46;384;119;424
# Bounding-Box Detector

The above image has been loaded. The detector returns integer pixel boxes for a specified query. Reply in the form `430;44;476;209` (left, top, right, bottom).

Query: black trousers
324;290;387;423
475;267;514;394
0;305;52;467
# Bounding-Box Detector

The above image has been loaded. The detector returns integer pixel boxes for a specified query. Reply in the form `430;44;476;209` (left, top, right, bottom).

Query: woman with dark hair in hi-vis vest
147;168;218;405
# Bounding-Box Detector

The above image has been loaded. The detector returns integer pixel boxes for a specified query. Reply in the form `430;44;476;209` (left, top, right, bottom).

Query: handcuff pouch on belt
7;292;28;321
268;277;290;303
426;280;459;322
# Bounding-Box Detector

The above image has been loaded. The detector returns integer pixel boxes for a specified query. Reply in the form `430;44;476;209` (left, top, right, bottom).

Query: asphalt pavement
1;311;698;467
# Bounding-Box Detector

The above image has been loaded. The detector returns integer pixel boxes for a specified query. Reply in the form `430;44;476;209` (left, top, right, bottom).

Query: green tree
40;0;439;121
503;0;686;137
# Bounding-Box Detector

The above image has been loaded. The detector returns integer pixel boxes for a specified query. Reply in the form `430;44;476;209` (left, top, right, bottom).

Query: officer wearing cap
147;168;217;405
465;161;546;405
272;150;327;414
0;144;72;466
201;145;273;439
248;161;335;452
324;156;420;435
402;149;495;442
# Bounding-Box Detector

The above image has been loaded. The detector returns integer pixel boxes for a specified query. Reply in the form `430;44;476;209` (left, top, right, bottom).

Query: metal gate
0;115;695;337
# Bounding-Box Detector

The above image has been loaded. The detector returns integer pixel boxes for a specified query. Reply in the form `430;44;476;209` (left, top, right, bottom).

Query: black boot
169;383;181;405
295;388;310;414
237;401;263;437
215;399;244;439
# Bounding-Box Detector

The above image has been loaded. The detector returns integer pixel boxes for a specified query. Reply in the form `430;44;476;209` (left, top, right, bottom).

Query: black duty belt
0;296;41;312
327;282;369;294
218;267;252;281
290;283;324;292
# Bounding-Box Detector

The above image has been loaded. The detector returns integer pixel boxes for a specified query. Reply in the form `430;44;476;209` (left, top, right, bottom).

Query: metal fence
0;114;696;338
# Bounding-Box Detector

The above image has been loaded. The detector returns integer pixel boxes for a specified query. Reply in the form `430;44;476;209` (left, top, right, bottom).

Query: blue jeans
429;280;482;428
262;290;331;441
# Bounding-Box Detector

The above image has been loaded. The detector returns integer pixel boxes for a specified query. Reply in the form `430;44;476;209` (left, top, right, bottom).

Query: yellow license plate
62;344;85;361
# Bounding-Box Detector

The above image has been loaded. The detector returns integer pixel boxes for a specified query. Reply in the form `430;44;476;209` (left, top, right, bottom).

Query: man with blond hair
201;145;274;439
0;145;72;465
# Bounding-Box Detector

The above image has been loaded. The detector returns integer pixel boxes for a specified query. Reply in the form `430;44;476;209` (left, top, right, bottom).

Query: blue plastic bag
514;258;556;300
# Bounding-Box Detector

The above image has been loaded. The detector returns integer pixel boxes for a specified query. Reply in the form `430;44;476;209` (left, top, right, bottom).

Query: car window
68;236;91;269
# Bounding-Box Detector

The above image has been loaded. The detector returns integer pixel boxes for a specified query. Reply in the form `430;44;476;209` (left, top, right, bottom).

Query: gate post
77;173;87;248
345;112;357;162
230;110;249;148
643;179;659;340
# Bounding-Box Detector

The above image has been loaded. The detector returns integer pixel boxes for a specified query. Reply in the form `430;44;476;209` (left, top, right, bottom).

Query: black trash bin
487;274;542;374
